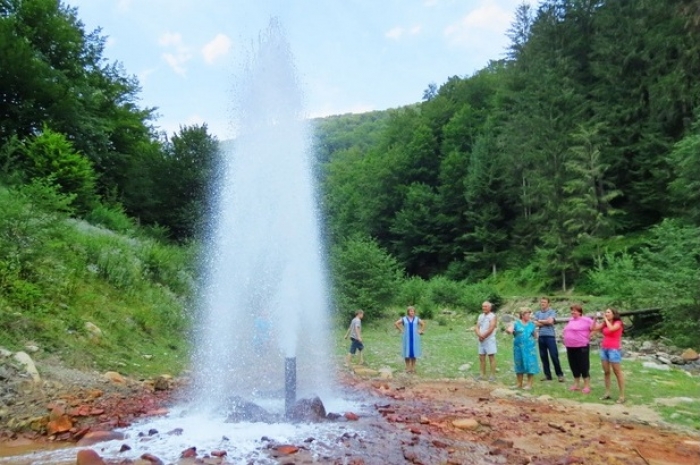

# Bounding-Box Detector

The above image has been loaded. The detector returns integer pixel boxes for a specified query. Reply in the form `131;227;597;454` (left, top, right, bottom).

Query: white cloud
116;0;133;12
158;32;192;76
385;27;404;40
158;32;184;47
385;25;422;40
202;34;233;64
444;2;512;48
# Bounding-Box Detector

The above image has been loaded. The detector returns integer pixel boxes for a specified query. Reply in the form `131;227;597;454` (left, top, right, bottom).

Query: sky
67;0;534;141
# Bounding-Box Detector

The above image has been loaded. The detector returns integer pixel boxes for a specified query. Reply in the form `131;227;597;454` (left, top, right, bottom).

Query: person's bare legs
611;362;625;401
525;374;534;389
515;374;523;388
601;360;611;398
404;358;411;373
409;358;416;373
488;354;496;379
358;350;364;365
478;354;486;379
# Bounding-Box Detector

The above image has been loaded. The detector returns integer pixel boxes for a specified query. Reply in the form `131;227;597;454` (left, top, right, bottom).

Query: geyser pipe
284;356;296;417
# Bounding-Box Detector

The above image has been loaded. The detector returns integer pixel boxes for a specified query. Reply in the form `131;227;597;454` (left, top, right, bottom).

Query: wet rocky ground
0;354;699;464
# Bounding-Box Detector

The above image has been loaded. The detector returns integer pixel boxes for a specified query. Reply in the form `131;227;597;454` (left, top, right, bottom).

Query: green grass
0;183;194;379
336;311;700;431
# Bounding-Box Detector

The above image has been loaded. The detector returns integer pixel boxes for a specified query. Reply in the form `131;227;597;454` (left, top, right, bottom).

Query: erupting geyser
190;18;334;415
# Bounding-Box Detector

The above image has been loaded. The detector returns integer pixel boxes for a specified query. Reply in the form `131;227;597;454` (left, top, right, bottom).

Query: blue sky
68;0;533;140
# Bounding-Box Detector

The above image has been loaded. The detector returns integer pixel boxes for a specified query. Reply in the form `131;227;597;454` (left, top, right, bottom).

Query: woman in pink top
562;304;595;393
593;308;625;404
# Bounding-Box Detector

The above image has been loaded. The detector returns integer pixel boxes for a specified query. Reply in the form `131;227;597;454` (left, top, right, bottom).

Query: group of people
344;297;626;404
478;297;626;403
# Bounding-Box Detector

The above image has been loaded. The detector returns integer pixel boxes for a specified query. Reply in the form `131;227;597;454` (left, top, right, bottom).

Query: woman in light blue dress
394;306;426;374
506;307;540;389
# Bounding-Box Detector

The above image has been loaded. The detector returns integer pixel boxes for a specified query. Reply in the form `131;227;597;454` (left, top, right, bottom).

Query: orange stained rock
76;449;106;465
274;445;300;455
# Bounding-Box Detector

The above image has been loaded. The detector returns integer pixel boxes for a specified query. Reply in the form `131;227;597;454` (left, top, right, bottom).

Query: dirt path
338;373;700;465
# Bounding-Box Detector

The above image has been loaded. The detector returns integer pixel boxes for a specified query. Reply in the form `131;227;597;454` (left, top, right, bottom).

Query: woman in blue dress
506;307;540;389
394;306;426;374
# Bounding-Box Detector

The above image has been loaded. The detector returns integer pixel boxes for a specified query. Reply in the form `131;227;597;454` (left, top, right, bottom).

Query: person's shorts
478;338;497;355
349;338;364;354
599;348;622;363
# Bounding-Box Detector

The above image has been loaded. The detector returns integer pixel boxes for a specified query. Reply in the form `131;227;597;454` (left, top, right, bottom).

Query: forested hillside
0;0;219;242
316;1;700;345
1;0;699;351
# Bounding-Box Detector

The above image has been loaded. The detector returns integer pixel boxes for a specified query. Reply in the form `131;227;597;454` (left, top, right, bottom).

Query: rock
378;367;393;379
272;445;299;455
642;361;670;371
458;363;472;371
452;418;479;430
344;411;359;421
84;322;102;336
640;341;654;353
154;375;172;391
287;396;327;422
77;430;126;446
492;438;514;448
224;396;274;423
47;414;72;435
681;348;699;361
140;453;165;465
180;447;197;458
102;371;126;384
76;449;106;465
670;355;686;365
13;351;41;383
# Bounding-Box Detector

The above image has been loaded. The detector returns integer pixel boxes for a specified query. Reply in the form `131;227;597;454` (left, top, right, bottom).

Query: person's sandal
616;397;626;404
581;387;591;394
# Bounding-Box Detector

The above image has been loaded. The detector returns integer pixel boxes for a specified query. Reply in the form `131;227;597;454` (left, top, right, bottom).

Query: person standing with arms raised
534;297;565;382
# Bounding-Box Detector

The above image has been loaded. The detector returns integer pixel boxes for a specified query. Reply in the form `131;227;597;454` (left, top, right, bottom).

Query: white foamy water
2;402;364;464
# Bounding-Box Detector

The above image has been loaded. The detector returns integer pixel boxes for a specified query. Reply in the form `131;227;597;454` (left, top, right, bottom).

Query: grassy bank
335;310;700;431
0;183;194;378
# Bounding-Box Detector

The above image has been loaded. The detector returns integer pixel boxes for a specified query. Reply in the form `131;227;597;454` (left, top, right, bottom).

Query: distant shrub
395;276;427;307
419;305;435;320
587;219;700;346
85;204;135;234
426;276;463;309
330;234;403;320
20;126;98;212
461;282;502;313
